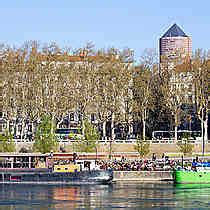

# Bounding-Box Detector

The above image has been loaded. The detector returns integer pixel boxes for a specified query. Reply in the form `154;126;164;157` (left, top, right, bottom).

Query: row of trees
159;50;209;143
1;42;135;140
0;113;100;153
33;115;99;153
0;42;209;150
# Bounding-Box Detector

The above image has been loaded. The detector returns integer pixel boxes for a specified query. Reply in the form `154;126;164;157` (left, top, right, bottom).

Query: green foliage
74;120;99;153
0;130;15;152
19;147;32;153
33;115;58;153
134;136;150;158
177;133;194;155
69;132;83;140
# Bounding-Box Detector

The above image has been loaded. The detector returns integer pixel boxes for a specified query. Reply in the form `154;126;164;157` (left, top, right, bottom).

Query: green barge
174;170;210;184
174;162;210;184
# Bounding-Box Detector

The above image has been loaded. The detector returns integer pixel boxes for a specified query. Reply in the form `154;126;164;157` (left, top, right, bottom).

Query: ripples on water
0;182;210;209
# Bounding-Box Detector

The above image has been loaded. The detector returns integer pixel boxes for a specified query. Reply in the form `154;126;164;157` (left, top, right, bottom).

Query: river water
0;182;210;209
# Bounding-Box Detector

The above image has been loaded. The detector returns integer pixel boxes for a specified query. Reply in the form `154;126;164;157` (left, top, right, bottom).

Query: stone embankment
15;142;210;157
113;171;173;182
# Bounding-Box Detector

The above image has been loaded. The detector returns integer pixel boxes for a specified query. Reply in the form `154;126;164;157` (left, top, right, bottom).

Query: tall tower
159;23;192;62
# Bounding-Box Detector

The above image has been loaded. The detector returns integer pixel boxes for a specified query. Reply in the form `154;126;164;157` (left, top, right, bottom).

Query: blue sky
0;0;209;59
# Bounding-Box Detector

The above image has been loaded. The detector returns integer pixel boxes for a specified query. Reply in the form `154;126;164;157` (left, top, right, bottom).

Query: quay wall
15;142;210;158
113;171;173;182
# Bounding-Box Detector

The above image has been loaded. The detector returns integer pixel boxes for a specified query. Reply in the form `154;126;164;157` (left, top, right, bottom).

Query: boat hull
0;169;113;185
174;170;210;184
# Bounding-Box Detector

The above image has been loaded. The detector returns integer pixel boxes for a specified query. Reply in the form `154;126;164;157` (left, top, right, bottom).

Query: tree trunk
31;122;34;141
174;125;178;143
81;113;85;136
109;139;112;160
14;122;17;139
111;112;115;141
6;119;10;131
198;111;205;155
201;118;204;143
204;116;208;143
142;109;146;141
174;113;178;143
68;113;71;128
20;119;25;142
51;114;55;135
102;121;106;140
142;120;146;141
128;122;133;139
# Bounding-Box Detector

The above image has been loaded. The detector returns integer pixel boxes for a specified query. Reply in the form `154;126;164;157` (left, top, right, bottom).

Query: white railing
12;138;209;144
98;139;137;144
13;138;34;143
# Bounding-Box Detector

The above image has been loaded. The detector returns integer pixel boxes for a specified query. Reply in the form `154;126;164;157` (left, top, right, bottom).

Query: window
10;176;21;181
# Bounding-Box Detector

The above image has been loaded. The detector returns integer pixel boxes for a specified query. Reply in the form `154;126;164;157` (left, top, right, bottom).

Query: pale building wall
160;36;192;61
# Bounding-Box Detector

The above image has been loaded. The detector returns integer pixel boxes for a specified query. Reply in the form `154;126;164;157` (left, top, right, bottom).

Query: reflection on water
0;183;210;209
174;184;210;209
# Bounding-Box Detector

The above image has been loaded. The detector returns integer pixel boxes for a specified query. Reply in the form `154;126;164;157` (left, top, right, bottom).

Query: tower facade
159;23;192;62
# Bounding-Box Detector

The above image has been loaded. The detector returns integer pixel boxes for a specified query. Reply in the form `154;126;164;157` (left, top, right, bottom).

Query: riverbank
15;142;210;158
113;171;173;182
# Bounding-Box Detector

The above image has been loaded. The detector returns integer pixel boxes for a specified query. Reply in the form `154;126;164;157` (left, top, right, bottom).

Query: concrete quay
113;171;173;182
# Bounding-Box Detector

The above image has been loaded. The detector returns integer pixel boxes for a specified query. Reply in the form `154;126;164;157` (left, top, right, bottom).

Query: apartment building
160;23;192;62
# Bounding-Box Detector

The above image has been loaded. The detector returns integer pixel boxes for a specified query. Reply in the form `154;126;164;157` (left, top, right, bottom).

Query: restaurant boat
0;153;113;184
174;162;210;184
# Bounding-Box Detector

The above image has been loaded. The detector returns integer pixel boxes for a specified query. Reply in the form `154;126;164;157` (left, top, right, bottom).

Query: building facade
159;24;197;138
159;23;192;62
159;23;193;103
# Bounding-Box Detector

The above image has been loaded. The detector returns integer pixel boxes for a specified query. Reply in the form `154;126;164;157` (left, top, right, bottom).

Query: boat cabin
0;153;48;169
53;159;98;172
0;153;99;173
192;162;210;171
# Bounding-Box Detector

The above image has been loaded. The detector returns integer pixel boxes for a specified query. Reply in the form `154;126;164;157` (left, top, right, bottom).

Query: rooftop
161;23;188;38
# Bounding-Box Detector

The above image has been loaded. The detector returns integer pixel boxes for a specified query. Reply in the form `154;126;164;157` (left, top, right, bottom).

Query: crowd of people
96;154;201;171
97;159;177;171
49;152;206;172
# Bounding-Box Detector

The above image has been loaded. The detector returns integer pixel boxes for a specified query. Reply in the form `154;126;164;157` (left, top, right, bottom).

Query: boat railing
0;161;38;168
0;167;49;172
